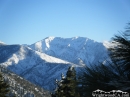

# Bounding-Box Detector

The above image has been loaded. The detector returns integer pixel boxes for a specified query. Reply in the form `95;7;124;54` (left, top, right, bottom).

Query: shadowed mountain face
0;44;73;91
0;37;109;91
0;45;21;63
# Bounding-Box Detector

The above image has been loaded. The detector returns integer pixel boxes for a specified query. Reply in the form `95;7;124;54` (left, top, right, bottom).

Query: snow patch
0;41;6;45
6;54;19;66
103;40;119;48
45;37;55;49
35;51;70;64
35;41;42;52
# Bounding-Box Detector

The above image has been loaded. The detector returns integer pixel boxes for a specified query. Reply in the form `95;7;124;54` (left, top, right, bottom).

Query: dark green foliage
78;61;130;97
53;66;80;97
108;25;130;74
0;73;10;97
78;23;130;97
107;23;130;91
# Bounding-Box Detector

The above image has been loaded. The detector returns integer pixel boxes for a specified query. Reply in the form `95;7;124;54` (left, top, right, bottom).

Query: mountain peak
45;36;55;41
30;37;108;65
0;37;109;91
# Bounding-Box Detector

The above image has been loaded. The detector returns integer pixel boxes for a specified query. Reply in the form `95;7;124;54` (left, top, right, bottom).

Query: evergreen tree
108;23;130;76
78;23;130;97
107;23;130;92
52;66;80;97
0;73;10;97
78;63;120;97
78;61;130;97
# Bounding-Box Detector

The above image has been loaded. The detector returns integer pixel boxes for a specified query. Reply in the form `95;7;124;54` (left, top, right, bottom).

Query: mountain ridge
29;37;109;65
0;37;110;91
0;44;76;90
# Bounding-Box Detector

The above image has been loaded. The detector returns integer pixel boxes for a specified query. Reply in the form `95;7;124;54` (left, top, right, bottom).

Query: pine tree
52;66;80;97
78;63;120;97
107;23;130;92
78;23;130;97
0;73;10;97
108;23;130;76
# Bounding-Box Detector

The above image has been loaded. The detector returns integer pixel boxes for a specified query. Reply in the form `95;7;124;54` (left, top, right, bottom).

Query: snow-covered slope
0;37;110;91
30;37;109;65
0;44;74;91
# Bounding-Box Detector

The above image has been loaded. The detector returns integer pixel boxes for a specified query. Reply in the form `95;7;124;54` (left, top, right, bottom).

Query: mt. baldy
30;37;109;65
0;37;109;90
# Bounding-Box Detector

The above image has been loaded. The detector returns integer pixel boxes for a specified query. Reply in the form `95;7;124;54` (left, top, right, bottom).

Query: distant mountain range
0;37;110;91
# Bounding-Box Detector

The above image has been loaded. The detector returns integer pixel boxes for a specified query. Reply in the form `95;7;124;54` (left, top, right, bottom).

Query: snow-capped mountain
0;44;74;91
0;37;110;91
30;37;109;65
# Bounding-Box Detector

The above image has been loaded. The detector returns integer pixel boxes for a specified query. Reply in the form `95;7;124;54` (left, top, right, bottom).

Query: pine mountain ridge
0;37;110;91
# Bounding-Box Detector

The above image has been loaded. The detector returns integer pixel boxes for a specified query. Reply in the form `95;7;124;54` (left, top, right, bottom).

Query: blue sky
0;0;130;44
